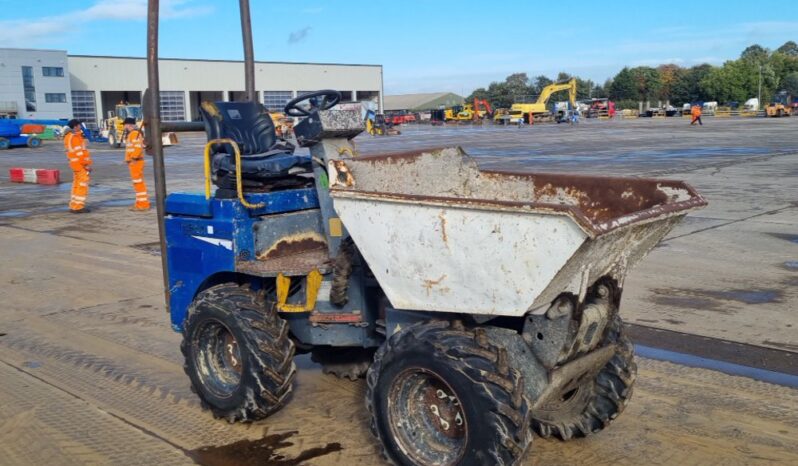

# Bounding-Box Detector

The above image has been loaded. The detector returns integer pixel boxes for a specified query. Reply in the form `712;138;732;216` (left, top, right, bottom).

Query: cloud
0;0;212;47
288;26;312;44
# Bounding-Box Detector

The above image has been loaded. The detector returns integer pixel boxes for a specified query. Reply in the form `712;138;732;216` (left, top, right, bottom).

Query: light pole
758;65;762;109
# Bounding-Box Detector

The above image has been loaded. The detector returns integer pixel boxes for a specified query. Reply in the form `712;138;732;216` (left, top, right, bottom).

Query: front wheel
0;137;9;150
367;321;532;466
181;283;296;422
27;136;42;148
108;131;121;148
531;315;637;440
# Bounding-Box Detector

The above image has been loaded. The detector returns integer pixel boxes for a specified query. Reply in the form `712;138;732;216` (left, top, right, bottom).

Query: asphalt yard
0;116;796;464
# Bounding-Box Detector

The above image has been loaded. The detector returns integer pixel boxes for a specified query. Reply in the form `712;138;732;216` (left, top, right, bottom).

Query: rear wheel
27;136;42;148
367;321;532;466
0;138;9;150
531;315;636;440
181;283;296;422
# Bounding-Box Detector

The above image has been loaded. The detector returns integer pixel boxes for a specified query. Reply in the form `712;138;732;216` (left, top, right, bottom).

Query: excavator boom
536;78;577;107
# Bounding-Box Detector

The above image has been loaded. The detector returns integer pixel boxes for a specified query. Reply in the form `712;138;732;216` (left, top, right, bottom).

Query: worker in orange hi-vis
690;104;703;126
123;117;151;211
64;119;92;213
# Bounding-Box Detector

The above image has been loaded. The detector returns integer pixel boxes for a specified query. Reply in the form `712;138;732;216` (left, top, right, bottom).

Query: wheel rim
194;320;243;398
387;368;467;466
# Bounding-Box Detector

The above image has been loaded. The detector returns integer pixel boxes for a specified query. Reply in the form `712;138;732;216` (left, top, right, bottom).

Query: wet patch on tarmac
0;210;28;218
783;261;798;270
651;293;726;313
769;233;798;244
652;286;784;311
188;431;342;466
702;289;783;305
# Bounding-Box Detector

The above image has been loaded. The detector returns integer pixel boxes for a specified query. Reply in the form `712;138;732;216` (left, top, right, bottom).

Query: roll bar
146;0;257;312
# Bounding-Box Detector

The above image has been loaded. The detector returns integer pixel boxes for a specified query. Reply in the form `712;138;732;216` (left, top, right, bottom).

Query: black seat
199;101;312;191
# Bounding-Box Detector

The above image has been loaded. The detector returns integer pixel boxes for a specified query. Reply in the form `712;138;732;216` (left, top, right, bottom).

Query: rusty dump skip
330;147;706;237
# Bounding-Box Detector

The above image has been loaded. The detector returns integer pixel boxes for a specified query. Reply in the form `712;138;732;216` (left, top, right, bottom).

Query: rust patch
330;159;355;187
258;232;327;260
422;274;449;296
309;311;363;324
438;211;448;245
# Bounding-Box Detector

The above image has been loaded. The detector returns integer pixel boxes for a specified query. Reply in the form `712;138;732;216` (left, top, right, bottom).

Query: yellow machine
104;103;178;148
104;103;142;148
502;78;577;123
444;99;491;121
766;91;793;117
444;105;473;121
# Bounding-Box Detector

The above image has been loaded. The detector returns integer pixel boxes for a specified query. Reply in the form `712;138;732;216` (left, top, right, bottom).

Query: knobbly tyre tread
329;237;356;307
532;315;637;440
181;283;296;423
366;320;533;466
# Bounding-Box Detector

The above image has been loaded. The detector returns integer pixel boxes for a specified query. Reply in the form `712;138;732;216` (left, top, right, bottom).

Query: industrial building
383;92;464;112
1;48;383;126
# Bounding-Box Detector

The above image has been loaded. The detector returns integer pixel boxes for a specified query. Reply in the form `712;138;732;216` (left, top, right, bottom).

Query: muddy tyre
181;283;296;422
531;315;636;440
367;321;532;466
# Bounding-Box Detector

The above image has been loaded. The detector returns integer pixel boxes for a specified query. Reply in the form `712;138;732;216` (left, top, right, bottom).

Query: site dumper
146;2;706;464
163;94;706;466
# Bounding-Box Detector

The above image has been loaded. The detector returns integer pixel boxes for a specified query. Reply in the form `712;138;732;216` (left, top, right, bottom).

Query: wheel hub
387;368;467;466
195;320;243;398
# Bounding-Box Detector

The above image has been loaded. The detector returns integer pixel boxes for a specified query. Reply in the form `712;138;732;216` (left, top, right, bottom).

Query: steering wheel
284;90;342;117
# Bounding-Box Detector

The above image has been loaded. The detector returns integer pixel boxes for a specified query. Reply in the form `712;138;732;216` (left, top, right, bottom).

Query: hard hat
67;119;81;128
123;117;136;125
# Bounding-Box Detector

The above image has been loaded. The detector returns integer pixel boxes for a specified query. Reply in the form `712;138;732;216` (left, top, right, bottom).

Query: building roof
66;54;381;68
384;92;464;111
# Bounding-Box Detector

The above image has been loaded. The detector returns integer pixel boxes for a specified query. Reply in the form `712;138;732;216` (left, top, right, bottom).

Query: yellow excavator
496;78;577;124
104;102;178;148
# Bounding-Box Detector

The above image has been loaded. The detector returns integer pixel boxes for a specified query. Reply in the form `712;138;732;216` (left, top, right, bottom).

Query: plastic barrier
8;168;61;184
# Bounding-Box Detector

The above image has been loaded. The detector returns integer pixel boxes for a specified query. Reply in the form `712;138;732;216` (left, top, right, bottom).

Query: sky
1;0;797;95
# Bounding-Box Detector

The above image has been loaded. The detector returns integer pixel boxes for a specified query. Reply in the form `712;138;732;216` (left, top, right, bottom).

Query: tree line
468;41;798;109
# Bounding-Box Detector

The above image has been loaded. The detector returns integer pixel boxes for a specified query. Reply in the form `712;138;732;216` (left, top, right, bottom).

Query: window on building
45;93;67;103
357;91;380;102
42;67;65;77
71;91;97;127
262;91;293;111
21;66;36;112
338;91;353;102
160;91;185;122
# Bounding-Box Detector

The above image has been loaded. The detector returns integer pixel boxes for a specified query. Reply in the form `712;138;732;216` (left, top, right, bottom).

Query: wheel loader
144;2;707;464
104;102;178;148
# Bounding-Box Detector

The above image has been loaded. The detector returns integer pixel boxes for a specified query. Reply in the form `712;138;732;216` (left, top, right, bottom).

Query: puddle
769;233;798;244
0;210;27;218
703;289;782;305
783;261;798;270
188;431;342;466
651;294;726;313
652;287;782;309
23;361;42;369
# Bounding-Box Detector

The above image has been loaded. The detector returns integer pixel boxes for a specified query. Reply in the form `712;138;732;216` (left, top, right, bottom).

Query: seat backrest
200;101;277;155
